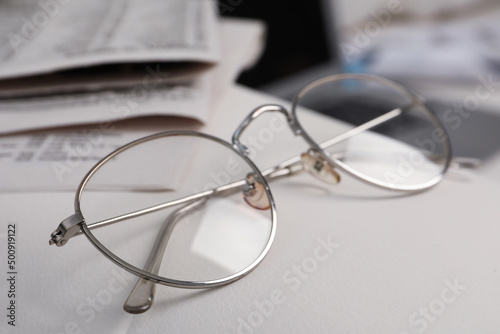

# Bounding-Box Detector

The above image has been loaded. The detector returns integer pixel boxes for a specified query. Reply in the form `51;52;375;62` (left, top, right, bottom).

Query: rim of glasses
290;73;453;192
74;130;277;288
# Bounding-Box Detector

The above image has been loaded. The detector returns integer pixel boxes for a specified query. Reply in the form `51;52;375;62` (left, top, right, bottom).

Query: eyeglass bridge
49;213;85;247
232;104;300;156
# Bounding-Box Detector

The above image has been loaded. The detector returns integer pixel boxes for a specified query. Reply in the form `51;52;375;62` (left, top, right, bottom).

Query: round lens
293;74;451;190
77;132;275;286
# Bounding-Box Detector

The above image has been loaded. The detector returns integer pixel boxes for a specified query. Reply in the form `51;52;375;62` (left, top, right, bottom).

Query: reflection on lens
78;132;274;284
293;74;451;190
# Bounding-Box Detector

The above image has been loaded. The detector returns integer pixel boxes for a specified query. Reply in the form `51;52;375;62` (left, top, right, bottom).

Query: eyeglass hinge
49;213;85;247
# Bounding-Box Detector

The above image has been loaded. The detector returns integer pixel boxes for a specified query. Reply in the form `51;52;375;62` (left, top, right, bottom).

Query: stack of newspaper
0;0;265;191
0;0;265;134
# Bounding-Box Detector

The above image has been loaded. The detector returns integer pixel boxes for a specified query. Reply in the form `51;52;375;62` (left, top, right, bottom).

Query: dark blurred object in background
219;0;339;96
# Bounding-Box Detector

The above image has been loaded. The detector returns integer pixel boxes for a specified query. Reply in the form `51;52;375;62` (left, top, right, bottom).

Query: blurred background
221;0;500;172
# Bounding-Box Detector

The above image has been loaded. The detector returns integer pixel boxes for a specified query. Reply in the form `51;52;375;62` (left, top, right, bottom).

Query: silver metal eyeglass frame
49;73;452;313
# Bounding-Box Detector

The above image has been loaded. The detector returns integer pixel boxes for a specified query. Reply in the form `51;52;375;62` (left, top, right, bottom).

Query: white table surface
1;84;499;334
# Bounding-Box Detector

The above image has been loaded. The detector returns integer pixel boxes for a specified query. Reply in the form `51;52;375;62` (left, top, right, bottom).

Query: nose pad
243;174;271;210
301;152;341;185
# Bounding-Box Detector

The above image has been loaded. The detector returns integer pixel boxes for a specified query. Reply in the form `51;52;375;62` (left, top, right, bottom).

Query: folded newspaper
0;0;265;135
0;0;219;98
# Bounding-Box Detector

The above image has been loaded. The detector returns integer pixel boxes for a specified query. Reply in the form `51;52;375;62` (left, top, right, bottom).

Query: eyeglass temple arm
307;102;474;170
123;198;208;314
49;189;218;246
317;107;403;150
260;105;408;179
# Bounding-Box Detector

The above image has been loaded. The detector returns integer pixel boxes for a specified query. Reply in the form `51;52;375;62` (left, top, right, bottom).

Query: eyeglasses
49;73;452;313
